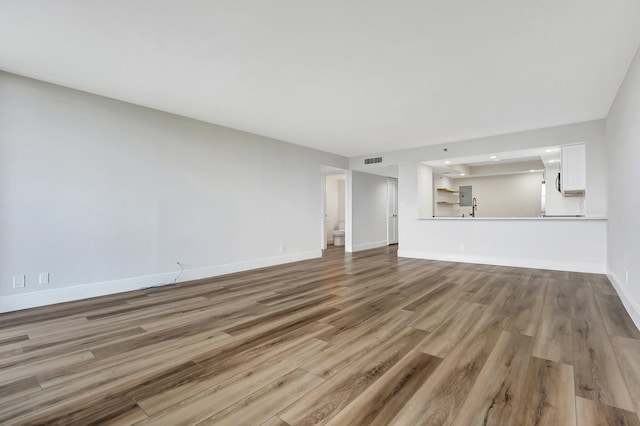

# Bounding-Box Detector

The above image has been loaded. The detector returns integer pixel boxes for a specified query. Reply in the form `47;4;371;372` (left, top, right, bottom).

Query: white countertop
420;216;607;221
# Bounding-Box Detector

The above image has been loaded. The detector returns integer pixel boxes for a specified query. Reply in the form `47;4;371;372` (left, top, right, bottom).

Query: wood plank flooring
1;246;639;425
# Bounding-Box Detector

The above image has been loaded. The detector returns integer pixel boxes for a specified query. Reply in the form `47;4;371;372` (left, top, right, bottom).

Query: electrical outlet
459;244;465;252
39;272;50;285
13;275;25;288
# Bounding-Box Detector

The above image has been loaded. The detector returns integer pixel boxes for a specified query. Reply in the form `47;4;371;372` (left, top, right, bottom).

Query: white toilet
332;220;345;246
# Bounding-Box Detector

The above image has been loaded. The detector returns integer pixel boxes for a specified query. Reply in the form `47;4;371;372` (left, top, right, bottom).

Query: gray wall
442;172;544;218
351;171;388;250
0;72;347;309
606;47;640;327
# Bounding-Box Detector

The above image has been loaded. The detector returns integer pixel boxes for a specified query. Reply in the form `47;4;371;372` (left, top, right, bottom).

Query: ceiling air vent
364;156;383;165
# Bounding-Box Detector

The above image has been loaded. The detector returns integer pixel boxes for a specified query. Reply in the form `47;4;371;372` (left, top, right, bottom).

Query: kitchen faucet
471;197;477;217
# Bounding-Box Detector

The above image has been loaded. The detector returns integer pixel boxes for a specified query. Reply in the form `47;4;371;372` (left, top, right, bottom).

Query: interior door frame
387;177;398;245
320;175;327;250
321;166;348;250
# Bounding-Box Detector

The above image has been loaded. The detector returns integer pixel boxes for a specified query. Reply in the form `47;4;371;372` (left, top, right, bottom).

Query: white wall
457;172;543;217
606;47;640;328
400;218;606;273
417;164;433;218
351;171;388;251
434;172;543;217
0;72;347;312
350;120;608;272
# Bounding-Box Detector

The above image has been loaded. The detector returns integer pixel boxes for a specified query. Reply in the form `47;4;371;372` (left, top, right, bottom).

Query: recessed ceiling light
530;169;536;172
545;148;560;153
549;159;558;163
445;160;451;165
460;173;465;176
490;155;497;159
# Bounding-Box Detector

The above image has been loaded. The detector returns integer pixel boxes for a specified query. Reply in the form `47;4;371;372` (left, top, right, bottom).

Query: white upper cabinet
561;143;586;195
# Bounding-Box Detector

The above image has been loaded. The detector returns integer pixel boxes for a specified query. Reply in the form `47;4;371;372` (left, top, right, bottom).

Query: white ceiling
1;1;639;157
424;145;560;166
425;145;559;177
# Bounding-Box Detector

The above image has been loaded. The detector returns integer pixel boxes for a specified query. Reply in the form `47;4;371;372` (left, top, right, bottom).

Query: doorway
387;177;398;245
321;166;347;250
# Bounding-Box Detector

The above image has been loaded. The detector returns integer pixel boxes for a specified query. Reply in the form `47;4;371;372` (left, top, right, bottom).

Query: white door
387;178;398;245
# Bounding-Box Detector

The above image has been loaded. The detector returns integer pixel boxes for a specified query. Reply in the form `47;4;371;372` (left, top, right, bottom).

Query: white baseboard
0;250;321;313
607;269;640;331
351;240;388;252
397;250;606;274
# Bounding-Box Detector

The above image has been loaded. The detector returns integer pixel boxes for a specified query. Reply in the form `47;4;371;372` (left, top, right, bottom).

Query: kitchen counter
421;216;607;221
403;215;607;273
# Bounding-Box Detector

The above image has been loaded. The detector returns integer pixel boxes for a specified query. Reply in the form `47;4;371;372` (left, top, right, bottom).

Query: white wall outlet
459;243;465;252
280;244;286;254
625;270;629;284
13;275;26;288
39;272;50;285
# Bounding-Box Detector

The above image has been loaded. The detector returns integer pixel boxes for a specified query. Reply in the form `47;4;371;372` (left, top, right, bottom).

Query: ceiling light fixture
460;173;465;176
490;155;497;159
445;160;451;165
545;148;560;153
549;159;558;163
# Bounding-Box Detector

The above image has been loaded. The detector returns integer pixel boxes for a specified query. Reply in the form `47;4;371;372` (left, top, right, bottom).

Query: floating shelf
437;188;459;193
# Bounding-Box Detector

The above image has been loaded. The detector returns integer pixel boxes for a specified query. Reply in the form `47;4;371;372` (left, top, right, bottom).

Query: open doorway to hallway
350;165;399;252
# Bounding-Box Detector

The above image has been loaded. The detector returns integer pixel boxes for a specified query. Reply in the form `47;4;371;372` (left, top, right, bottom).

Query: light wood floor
1;246;640;425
